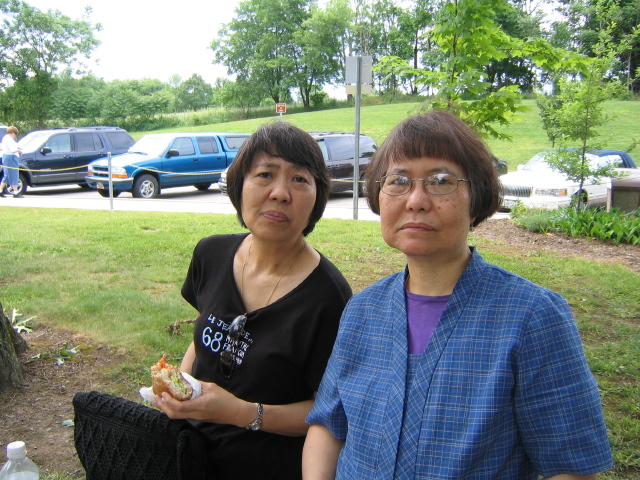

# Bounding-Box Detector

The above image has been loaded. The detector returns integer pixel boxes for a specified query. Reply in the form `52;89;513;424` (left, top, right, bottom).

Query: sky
27;0;243;85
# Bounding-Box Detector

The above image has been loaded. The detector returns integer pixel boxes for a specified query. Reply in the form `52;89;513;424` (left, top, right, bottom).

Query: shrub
512;206;640;245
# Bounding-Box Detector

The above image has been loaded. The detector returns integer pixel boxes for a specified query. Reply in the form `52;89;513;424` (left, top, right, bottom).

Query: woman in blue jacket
303;111;613;480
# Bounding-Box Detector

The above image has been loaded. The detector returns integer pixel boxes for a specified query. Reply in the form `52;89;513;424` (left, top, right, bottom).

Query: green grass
1;208;639;478
139;99;640;171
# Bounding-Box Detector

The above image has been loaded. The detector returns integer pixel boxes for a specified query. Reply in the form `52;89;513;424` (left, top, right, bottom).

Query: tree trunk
0;302;28;392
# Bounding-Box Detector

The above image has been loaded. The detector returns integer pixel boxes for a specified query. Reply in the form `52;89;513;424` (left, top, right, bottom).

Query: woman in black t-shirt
153;122;352;479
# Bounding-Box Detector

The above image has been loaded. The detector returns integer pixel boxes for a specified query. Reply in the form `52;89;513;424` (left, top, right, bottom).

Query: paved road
0;184;383;220
1;184;509;221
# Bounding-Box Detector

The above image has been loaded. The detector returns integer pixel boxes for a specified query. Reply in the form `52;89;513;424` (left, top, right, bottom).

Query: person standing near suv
0;126;24;198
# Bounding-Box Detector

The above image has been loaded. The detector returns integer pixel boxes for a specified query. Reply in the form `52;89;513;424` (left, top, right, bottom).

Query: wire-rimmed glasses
220;314;247;379
377;173;470;196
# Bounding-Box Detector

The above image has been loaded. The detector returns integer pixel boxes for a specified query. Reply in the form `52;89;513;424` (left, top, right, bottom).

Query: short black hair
227;122;331;236
365;111;501;227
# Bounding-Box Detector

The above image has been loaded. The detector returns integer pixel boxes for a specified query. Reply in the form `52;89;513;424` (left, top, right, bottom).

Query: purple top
405;291;449;354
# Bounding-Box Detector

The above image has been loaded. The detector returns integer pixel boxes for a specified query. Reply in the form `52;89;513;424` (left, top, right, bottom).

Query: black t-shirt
182;233;352;479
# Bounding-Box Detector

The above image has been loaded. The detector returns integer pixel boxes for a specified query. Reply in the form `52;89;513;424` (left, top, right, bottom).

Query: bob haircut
226;121;331;236
365;111;501;227
7;126;18;135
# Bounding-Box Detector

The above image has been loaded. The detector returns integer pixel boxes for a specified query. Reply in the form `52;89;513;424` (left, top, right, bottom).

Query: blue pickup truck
85;132;250;198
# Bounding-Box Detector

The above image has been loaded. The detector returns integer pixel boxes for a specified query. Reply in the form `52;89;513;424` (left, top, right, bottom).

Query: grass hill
144;99;640;170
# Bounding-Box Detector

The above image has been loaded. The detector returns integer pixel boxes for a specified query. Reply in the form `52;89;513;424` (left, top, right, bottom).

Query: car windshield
127;135;173;156
521;153;555;172
18;131;54;152
522;151;605;172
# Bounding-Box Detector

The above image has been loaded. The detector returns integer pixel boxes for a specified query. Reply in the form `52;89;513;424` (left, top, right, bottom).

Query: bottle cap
7;441;27;459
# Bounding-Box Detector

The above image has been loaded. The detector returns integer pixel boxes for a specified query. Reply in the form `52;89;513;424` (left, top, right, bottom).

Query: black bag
73;391;214;480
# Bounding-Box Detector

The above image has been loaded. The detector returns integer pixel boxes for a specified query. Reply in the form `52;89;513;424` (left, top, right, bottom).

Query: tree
545;0;629;208
292;0;352;108
213;0;311;104
0;302;28;392
0;1;101;127
174;74;214;112
214;78;266;117
536;91;564;147
50;71;105;123
556;0;640;93
385;3;437;95
485;0;546;94
0;73;56;129
376;0;586;139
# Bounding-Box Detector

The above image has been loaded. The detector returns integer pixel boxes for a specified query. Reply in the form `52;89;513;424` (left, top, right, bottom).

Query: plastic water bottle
0;442;39;480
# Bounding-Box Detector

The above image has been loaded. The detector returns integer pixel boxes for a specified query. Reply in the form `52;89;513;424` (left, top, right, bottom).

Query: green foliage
538;0;640;210
213;0;314;105
293;0;353;108
535;93;564;146
374;0;583;139
0;2;100;127
9;308;36;334
511;209;552;233
513;206;640;245
174;74;214;112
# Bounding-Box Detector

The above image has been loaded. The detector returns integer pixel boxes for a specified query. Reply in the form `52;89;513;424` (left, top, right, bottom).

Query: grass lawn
0;208;638;478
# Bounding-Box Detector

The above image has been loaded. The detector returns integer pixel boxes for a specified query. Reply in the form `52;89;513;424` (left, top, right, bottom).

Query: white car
500;149;637;210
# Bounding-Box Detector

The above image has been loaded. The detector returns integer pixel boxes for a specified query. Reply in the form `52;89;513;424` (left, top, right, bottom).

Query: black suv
219;131;377;196
2;126;134;194
311;132;377;195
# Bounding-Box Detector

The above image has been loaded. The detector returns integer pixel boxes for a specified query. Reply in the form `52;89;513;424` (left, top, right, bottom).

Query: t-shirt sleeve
304;259;352;392
514;290;613;476
181;240;204;310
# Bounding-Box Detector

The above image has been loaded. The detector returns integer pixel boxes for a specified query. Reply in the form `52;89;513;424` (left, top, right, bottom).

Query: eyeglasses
220;314;247;379
377;173;470;196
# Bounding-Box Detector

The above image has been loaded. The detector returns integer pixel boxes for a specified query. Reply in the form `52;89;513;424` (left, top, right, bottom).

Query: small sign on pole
276;103;287;119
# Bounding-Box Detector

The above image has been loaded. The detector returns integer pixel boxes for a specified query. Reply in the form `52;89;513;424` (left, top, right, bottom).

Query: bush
512;205;640;245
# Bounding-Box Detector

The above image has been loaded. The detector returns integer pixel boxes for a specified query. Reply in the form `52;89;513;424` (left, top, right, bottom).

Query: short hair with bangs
365;111;501;227
226;121;331;236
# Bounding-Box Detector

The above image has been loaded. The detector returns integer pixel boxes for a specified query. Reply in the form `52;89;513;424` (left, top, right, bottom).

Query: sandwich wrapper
139;372;202;402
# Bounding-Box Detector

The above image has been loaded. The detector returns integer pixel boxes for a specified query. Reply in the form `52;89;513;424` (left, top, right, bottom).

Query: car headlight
110;167;128;178
534;187;569;197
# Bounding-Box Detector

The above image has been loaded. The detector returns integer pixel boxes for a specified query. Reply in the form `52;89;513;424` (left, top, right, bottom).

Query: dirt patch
0;328;134;477
472;218;640;273
1;218;639;477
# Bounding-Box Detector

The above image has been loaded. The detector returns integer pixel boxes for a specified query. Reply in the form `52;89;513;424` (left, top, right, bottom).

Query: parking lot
0;184;384;220
1;183;509;220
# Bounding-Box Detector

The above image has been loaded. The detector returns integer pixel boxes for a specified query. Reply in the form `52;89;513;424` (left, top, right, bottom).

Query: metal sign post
276;103;286;120
345;56;373;220
353;58;362;219
107;152;114;211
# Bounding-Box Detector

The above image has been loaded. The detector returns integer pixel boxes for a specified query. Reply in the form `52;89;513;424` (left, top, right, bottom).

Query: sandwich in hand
150;354;193;401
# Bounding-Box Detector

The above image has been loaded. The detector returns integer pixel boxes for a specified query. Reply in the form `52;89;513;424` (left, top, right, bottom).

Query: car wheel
194;183;211;191
133;174;159;198
571;190;588;208
98;189;121;198
5;174;28;195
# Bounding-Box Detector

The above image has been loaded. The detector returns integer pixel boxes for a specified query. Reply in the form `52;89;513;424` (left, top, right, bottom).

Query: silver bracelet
247;403;263;431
